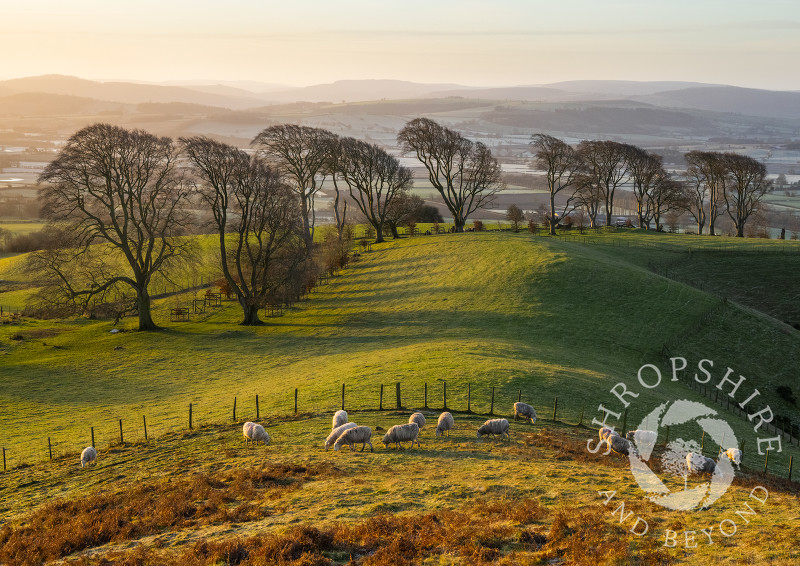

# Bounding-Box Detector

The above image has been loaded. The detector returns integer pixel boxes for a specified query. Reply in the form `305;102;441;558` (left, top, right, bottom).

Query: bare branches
721;152;771;237
36;124;189;330
398;118;503;232
530;133;581;235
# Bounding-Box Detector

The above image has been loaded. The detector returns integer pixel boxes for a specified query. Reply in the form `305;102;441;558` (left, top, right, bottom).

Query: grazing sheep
476;418;510;439
409;412;426;430
723;448;742;469
382;423;421;449
80;446;97;468
435;412;454;437
686;452;716;474
243;421;270;447
334;425;373;452
605;434;631;456
598;427;617;441
332;410;348;429
625;429;657;447
325;422;358;450
513;402;537;424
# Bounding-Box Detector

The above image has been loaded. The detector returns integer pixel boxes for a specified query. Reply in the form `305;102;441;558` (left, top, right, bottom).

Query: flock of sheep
598;427;743;474
78;401;743;476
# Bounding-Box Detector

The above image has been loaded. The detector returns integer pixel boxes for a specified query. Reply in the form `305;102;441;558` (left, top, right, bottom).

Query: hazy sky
2;0;799;89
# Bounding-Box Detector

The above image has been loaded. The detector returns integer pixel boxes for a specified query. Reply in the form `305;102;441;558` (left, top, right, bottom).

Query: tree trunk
390;223;399;239
240;303;264;326
549;194;557;236
136;289;159;331
374;222;385;243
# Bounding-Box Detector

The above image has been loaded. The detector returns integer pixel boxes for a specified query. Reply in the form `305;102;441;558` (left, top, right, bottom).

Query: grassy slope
0;231;799;563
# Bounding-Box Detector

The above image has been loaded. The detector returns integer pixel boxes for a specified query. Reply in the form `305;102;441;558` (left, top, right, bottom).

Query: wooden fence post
490;387;495;415
294;389;298;415
764;449;769;474
701;430;705;452
341;384;346;411
143;415;148;441
48;437;52;460
119;419;124;444
256;395;259;420
578;405;585;427
396;382;401;409
233;397;237;421
380;384;384;410
2;447;5;471
189;403;193;430
518;390;521;403
91;427;95;448
789;455;793;481
553;397;558;421
621;409;627;436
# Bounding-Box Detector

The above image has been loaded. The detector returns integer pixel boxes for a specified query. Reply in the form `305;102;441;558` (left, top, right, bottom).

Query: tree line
32;119;502;330
531;134;772;237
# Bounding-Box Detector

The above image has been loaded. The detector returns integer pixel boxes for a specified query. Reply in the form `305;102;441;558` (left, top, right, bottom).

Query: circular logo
627;400;737;511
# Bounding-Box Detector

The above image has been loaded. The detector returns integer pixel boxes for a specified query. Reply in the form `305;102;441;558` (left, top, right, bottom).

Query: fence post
518;390;521;403
294;389;298;415
443;381;447;410
621;409;628;436
143;415;148;441
119;419;124;444
233;397;237;421
764;449;769;474
553;397;558;421
380;384;384;410
91;427;95;448
578;405;585;427
256;395;259;420
341;384;345;411
789;455;793;481
396;382;401;409
701;431;705;452
189;403;193;430
467;383;471;412
490;387;495;415
424;383;428;409
48;437;52;460
2;447;5;471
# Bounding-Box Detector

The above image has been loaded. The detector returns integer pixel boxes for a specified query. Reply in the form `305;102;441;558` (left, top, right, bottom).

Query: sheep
435;412;454;437
723;448;742;469
80;446;97;468
382;422;420;449
686;452;716;474
476;418;509;439
605;433;631;456
598;427;617;441
625;429;657;447
513;402;537;424
334;425;373;452
332;410;348;429
409;412;426;430
243;421;270;447
325;422;358;450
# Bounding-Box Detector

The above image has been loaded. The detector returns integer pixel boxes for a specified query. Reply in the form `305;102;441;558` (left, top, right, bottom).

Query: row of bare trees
531;134;771;236
33;118;498;330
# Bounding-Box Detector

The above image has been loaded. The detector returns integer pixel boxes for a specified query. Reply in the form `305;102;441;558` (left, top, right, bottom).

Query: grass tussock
0;463;333;565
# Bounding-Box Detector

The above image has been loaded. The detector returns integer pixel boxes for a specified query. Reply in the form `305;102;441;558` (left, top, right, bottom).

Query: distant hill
635;86;800;119
264;79;474;103
542;80;722;96
0;92;122;116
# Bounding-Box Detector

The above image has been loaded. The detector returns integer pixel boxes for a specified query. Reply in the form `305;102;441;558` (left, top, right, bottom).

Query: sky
2;0;800;90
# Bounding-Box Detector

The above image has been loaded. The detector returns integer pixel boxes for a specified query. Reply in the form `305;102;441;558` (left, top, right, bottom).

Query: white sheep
476;418;509;439
625;429;657;447
409;412;426;430
435;412;454;437
80;446;97;468
243;421;270;447
332;410;348;429
325;422;358;450
686;452;716;474
334;425;373;452
513;402;537;424
605;434;631;456
723;448;742;469
382;422;420;449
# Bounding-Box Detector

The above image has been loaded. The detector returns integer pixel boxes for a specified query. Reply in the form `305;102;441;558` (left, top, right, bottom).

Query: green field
1;230;799;564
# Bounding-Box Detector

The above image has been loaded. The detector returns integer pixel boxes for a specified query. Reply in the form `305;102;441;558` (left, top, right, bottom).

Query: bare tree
322;135;349;242
650;176;687;232
626;146;664;229
397;118;503;232
37;124;189;331
721;152;771;237
530;133;581;235
182;137;306;325
251;125;337;246
574;173;603;228
685;151;726;235
385;192;426;238
506;204;525;232
336;137;413;243
577;140;630;227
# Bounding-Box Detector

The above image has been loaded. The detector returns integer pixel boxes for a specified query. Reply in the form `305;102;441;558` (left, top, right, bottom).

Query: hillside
0;231;799;563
